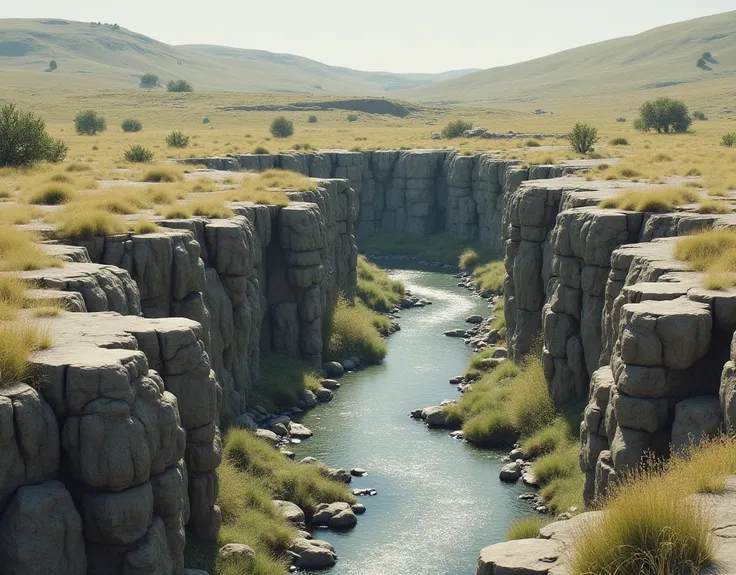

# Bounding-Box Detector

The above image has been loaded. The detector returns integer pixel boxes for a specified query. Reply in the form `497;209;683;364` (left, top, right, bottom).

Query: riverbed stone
289;538;337;569
288;422;313;439
273;500;305;524
476;538;563;575
218;543;255;562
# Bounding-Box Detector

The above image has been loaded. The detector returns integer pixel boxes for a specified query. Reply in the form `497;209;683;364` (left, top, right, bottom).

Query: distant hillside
0;18;477;94
403;10;736;104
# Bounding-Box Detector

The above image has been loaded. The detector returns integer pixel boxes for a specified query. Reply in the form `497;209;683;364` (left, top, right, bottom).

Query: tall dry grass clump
600;187;698;213
459;248;481;271
355;256;404;312
0;227;60;271
570;437;736;575
324;296;388;364
51;205;126;239
674;228;736;289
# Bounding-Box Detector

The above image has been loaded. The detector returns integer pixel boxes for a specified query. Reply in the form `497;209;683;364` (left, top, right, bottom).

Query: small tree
347;114;359;122
697;58;707;69
616;117;626;123
723;133;736;147
49;60;57;71
0;104;67;166
202;117;210;124
308;115;318;123
123;145;154;163
636;98;692;134
166;131;190;148
692;111;708;121
121;119;143;133
270;116;294;138
703;51;713;61
166;79;193;93
441;120;472;138
74;110;107;135
140;73;159;88
566;123;600;154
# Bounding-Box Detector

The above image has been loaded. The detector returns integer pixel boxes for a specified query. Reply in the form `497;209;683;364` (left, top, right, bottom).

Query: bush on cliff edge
325;296;388;364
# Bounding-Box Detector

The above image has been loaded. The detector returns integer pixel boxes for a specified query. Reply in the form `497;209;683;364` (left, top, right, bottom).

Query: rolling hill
0;18;477;94
403;10;736;104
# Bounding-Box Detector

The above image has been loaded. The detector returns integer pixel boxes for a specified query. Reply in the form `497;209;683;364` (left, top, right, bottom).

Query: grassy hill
403;10;736;106
0;18;476;94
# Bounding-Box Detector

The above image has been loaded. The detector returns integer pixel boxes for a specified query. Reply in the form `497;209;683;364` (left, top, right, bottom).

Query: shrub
566;123;599;154
525;139;541;147
697;57;707;69
28;184;74;205
123;145;154;163
131;220;160;234
615;117;626;122
202;117;210;124
48;60;58;71
121;119;142;133
140;166;182;182
325;296;388;364
441;120;472;138
53;206;126;239
140;73;159;88
189;198;233;218
609;137;629;146
636;98;692;133
166;131;190;148
696;201;731;214
308;115;318;123
74;109;106;135
0;104;68;166
505;518;549;541
347;114;359;122
253;146;270;154
166;79;193;93
0;320;52;387
270;117;294;138
722;133;736;147
600;187;697;213
459;248;481;271
692;110;708;121
473;261;505;293
703;51;713;61
0;226;60;271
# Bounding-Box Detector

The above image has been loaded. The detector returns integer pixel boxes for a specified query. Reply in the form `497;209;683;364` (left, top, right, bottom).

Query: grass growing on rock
0;318;52;386
599;187;698;212
0;227;61;271
505;517;550;541
139;165;184;183
356;255;404;312
674;228;736;289
185;429;355;575
325;296;388;364
51;205;126;239
472;261;505;293
252;352;322;412
569;437;736;575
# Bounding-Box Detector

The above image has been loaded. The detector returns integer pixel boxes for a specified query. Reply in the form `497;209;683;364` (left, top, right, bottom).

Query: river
291;268;535;575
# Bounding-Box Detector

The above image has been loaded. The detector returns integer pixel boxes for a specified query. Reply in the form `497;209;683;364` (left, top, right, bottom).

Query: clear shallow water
292;269;534;575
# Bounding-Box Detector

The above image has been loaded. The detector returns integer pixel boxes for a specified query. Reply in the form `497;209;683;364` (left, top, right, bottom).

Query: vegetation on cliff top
570;436;736;575
185;429;354;575
674;228;736;290
600;187;699;213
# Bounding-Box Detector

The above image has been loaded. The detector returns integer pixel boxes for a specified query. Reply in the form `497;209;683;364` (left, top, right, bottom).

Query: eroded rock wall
180;151;575;254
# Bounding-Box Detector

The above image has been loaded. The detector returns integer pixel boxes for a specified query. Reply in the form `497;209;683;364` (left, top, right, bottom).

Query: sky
3;1;735;73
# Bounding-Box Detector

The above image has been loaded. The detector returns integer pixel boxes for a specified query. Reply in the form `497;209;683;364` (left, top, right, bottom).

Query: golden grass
51;205;126;239
600;187;698;212
458;248;481;271
130;220;160;234
505;517;550;541
0;318;52;386
570;437;736;575
0;227;61;271
189;177;217;193
695;200;732;214
189;198;233;219
27;183;75;205
325;295;388;364
258;169;317;191
0;205;42;225
139;165;184;183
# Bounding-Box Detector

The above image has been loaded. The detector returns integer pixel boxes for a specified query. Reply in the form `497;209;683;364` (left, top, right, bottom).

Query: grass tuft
356;255;404;312
325;295;388;364
600;187;698;212
139;166;183;183
28;184;75;205
52;205;126;239
505;517;550;541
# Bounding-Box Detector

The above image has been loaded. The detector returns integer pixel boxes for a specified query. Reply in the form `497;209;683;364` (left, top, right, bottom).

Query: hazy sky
4;1;735;73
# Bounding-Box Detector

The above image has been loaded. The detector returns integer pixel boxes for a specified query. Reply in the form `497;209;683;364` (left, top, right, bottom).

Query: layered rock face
180;151;575;254
1;179;357;573
502;175;736;503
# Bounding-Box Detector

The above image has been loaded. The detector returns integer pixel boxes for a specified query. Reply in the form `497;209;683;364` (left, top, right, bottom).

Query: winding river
291;268;535;575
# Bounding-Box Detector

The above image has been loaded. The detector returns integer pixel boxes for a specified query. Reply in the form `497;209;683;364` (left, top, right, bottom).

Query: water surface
292;269;534;575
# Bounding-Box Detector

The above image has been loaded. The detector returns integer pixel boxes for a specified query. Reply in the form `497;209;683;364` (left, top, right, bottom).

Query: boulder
300;390;318;408
321;379;341;390
466;315;484;324
312;502;357;529
255;429;281;446
273;500;305;524
322;362;344;378
328;468;352;484
289;538;337;570
492;348;508;359
351;503;366;514
422;406;449;427
218;543;255;562
444;329;466;337
233;413;257;430
270;423;289;437
499;461;522;483
476;538;563;575
671;396;723;452
315;387;334;402
350;468;367;477
288;422;313;439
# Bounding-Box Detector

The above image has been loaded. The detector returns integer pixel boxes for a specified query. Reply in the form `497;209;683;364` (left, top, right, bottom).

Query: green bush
355;255;404;312
615;117;626;123
635;98;692;133
202;117;210;124
697;57;707;69
123;145;154;163
459;248;481;271
441;120;472;138
525;139;541;147
253;146;270;154
74;109;106;135
609;137;629;146
347;114;359;122
308;115;318;123
0;104;67;166
121;119;142;133
139;73;159;88
325;296;388;364
566;123;600;154
722;133;736;147
166;79;193;92
473;261;505;293
49;60;57;71
29;184;74;205
692;111;708;121
270;116;294;138
165;131;190;148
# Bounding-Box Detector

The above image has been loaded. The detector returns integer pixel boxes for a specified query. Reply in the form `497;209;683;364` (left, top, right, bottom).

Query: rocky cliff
0;179;357;574
180;151;576;255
